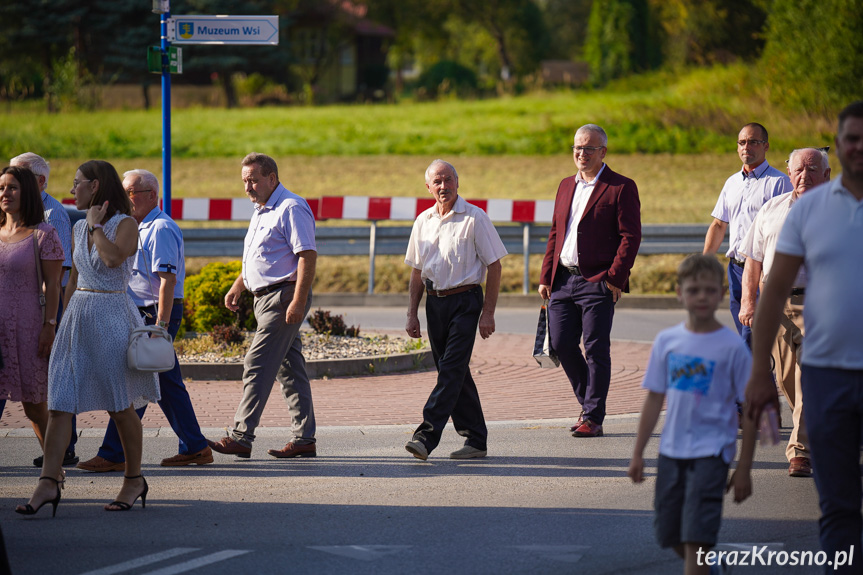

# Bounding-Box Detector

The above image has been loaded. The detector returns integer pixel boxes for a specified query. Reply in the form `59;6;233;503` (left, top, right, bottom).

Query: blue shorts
654;454;729;548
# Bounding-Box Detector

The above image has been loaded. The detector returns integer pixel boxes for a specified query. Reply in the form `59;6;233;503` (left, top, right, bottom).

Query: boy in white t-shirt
629;254;758;575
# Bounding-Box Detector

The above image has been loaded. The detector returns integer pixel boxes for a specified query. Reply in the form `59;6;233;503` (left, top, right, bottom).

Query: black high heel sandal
105;475;148;511
15;476;63;517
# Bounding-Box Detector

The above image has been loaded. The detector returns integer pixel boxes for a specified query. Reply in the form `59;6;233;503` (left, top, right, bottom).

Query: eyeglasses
72;178;91;188
571;145;605;154
737;139;767;147
127;188;153;196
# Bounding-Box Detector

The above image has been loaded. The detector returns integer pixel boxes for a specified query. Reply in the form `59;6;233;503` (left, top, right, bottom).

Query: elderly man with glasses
538;124;642;438
703;123;792;347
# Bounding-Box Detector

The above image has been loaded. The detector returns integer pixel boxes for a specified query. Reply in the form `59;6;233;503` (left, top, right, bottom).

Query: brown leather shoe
161;446;214;467
267;442;316;458
789;457;812;477
572;420;604;438
569;410;586;432
207;436;251;458
77;455;125;473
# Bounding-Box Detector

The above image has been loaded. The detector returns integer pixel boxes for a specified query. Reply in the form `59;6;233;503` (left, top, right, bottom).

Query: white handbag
126;231;176;373
128;325;176;372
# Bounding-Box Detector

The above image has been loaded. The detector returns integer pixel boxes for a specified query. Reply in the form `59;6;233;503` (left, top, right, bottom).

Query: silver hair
10;152;50;190
123;169;160;194
425;159;458;183
788;148;829;171
574;124;608;147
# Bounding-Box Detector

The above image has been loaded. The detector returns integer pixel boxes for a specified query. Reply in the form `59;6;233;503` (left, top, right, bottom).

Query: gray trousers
231;284;315;446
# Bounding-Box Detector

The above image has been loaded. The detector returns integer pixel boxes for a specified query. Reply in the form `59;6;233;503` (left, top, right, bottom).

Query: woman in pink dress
0;166;63;456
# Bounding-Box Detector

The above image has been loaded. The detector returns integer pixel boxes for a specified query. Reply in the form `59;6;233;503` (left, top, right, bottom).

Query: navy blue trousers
802;365;863;574
96;302;207;462
727;261;752;348
412;287;487;453
548;267;615;425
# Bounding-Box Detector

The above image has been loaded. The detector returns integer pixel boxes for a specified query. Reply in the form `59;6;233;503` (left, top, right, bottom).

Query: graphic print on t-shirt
667;353;715;396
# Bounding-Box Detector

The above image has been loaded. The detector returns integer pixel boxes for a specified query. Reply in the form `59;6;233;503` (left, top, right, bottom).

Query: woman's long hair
77;160;131;219
0;166;45;227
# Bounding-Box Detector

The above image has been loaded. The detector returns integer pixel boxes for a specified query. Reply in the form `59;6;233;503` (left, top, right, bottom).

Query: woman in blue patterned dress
17;161;160;516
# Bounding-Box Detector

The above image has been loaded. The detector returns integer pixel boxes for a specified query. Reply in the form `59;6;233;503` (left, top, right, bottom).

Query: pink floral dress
0;223;64;403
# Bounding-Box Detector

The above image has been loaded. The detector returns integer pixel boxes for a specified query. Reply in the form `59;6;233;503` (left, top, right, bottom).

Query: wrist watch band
88;223;104;234
158;320;168;328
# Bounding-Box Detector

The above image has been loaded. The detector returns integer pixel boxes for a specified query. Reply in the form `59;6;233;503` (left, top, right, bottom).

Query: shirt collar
427;194;466;220
576;163;606;186
138;207;162;228
255;183;286;213
741;161;770;181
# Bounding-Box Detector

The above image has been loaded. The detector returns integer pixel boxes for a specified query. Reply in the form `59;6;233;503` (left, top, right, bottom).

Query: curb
181;348;434;381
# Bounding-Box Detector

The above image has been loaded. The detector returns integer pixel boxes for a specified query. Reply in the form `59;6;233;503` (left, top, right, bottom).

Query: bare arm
479;259;502;339
745;252;803;422
703;218;728;255
728;405;757;503
224;273;246;312
87;206;138;268
37;259;63;358
405;268;424;338
286;250;316;324
628;391;665;483
739;257;763;327
155;271;177;325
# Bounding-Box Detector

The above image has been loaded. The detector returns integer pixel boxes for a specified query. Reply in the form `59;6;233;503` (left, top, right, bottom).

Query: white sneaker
405;440;428;460
450;446;487;459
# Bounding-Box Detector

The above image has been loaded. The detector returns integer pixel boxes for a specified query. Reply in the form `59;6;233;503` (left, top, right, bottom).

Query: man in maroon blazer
539;124;642;437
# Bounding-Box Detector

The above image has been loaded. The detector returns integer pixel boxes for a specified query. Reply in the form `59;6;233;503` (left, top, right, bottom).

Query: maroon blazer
539;165;642;291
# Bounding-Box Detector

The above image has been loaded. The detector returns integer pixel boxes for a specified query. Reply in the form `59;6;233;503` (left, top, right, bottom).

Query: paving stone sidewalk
0;333;651;430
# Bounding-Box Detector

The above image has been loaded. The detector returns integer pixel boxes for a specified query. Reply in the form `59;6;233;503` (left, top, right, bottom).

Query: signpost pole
161;8;172;216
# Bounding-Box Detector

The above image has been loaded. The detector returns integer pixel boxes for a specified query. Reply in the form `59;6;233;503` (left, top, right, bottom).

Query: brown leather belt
253;279;296;298
426;284;479;298
731;258;746;268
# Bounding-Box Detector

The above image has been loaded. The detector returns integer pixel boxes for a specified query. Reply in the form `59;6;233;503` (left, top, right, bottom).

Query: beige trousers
772;294;808;461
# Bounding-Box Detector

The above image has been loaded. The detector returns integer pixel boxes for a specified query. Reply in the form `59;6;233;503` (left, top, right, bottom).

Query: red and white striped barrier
63;196;555;223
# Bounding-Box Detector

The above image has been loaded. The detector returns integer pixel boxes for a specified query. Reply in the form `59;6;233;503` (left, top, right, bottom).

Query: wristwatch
87;223;103;234
45;318;57;326
158;320;168;328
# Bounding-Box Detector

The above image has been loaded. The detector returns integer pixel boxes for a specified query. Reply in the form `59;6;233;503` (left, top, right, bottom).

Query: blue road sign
169;15;278;45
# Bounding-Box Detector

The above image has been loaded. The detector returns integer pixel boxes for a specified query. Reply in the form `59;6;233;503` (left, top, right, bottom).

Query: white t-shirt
776;178;863;368
642;323;752;463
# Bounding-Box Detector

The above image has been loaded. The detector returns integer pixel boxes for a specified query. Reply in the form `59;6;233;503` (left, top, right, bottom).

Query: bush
307;309;360;337
211;324;245;345
184;261;256;333
417;60;478;98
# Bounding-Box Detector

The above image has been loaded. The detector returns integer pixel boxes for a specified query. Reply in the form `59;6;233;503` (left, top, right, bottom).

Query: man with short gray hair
739;148;830;478
539;124;642;438
404;159;507;460
8;152;77;468
208;153;318;460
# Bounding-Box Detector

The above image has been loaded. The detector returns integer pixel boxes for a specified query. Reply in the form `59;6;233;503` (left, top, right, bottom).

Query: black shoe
15;476;63;517
33;451;79;468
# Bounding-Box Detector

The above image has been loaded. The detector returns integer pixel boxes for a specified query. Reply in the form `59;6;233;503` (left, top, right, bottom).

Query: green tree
760;0;863;113
584;0;634;84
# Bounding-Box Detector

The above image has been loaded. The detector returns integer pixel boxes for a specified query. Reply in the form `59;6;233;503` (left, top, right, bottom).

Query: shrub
417;60;478;98
307;309;360;337
184;261;256;333
211;324;245;345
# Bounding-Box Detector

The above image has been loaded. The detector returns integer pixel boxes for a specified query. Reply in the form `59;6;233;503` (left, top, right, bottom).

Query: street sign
147;46;182;74
168;15;279;45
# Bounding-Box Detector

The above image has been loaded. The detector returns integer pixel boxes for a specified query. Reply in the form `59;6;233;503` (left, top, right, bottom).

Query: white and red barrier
63;196;555;223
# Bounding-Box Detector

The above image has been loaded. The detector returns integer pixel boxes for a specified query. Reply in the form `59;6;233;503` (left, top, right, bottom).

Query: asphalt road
2;417;822;575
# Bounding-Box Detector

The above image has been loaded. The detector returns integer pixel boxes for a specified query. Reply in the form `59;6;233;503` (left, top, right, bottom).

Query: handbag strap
137;220;162;318
32;228;46;322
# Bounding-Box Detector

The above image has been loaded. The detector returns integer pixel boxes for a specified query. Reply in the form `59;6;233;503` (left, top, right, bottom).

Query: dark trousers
0;295;77;453
412;287;487;453
548;267;615;424
727;262;752;348
802;365;863;574
97;302;207;462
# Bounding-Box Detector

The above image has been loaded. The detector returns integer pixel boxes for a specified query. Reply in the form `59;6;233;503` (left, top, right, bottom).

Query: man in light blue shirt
8;152;78;468
208;153;318;460
76;169;211;471
703;123;791;346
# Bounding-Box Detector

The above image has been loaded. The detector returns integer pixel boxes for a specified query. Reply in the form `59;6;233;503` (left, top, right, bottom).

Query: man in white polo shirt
747;101;863;571
403;159;507;461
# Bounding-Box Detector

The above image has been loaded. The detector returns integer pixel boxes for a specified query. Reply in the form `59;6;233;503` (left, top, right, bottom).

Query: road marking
309;545;412;561
515;545;590;563
139;550;251;575
78;548;200;575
